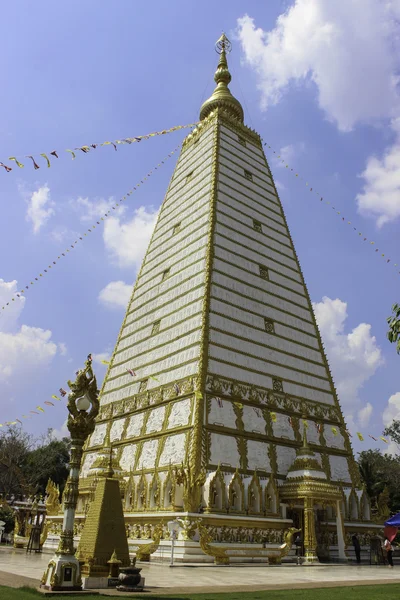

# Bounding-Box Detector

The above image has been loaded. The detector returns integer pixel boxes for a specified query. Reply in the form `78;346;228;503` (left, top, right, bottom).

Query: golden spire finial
199;33;244;123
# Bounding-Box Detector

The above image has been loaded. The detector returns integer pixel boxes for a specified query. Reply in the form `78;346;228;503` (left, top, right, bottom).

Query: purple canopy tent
384;513;400;541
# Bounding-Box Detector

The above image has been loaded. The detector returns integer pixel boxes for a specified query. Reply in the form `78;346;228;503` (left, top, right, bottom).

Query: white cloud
237;1;400;131
358;402;373;427
51;420;69;440
383;391;400;426
70;196;118;222
103;205;158;269
274;143;305;168
25;184;55;234
58;342;68;356
0;279;58;383
313;296;383;424
92;352;111;367
356;123;400;227
98;280;132;309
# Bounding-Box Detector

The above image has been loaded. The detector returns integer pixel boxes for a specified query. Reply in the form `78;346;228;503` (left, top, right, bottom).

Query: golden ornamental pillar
41;356;99;591
303;497;318;562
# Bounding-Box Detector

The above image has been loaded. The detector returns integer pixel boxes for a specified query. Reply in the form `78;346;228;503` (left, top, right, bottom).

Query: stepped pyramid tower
76;34;374;563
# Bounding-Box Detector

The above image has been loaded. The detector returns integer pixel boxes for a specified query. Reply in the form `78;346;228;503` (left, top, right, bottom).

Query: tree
0;427;70;499
358;450;386;508
0;427;33;498
387;303;400;353
358;449;400;514
24;432;70;496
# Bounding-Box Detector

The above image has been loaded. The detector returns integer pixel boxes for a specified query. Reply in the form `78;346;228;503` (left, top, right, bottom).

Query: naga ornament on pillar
41;356;99;591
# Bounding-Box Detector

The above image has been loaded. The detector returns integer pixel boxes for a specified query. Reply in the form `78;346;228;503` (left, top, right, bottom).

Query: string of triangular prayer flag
262;140;399;275
0;123;197;173
0;143;182;314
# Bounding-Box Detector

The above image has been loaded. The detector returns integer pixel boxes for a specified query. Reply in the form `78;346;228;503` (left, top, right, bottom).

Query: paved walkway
1;547;400;596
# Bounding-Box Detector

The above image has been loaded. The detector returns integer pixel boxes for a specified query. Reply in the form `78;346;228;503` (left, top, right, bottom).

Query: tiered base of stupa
44;510;381;565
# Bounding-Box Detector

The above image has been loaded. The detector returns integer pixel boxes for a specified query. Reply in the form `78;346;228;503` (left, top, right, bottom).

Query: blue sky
0;0;399;455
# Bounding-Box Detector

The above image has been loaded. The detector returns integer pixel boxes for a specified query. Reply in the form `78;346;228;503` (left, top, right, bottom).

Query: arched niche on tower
228;468;244;513
265;474;279;515
348;488;359;520
360;490;371;521
149;472;161;510
247;471;262;515
162;466;175;510
124;473;135;511
135;473;147;511
207;466;226;513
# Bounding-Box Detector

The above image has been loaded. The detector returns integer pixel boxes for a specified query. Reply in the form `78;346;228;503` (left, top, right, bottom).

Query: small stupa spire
199;33;244;123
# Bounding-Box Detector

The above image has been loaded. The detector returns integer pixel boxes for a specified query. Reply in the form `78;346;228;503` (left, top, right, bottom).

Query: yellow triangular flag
36;406;45;413
357;432;364;441
101;359;110;365
270;412;277;422
331;427;338;436
52;395;61;401
380;436;389;444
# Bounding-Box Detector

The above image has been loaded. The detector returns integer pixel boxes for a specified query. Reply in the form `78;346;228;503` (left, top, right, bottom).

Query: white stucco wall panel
136;243;207;300
212;271;312;323
105;330;201;389
213;248;305;298
126;412;145;439
272;414;295;440
115;314;202;366
138;439;159;470
122;291;204;341
276;446;297;475
81;452;98;478
110;418;126;442
247;440;271;471
218;167;279;210
120;444;138;472
88;423;107;448
209;343;331;392
303;421;321;445
216;212;294;261
152;192;211;245
208;397;237;429
218;180;285;226
217;200;293;252
216;222;297;273
324;426;346;450
207;358;273;392
213;256;307;309
283;381;335;405
159;433;187;467
242;404;266;433
209;433;240;467
209;311;323;364
100;357;200;405
329;455;351;482
146;406;166;434
168;398;192;429
210;292;317;338
215;230;300;283
126;270;206;324
209;328;327;379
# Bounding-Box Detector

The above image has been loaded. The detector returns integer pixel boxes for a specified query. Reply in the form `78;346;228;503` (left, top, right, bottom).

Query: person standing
352;533;361;564
384;538;394;568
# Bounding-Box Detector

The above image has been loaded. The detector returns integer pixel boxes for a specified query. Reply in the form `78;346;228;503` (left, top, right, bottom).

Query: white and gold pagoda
72;34;376;563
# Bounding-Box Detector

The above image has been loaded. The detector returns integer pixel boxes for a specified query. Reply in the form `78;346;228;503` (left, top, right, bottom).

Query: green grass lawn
1;585;400;600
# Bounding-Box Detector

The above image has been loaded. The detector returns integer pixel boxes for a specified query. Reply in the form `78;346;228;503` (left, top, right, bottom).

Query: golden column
303;497;317;561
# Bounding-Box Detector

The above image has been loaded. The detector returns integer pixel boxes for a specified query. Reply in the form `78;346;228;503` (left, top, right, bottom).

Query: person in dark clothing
352;533;361;564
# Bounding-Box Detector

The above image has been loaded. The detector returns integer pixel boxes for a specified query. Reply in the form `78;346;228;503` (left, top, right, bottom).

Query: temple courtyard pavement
1;548;400;597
